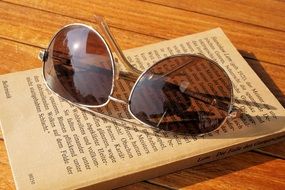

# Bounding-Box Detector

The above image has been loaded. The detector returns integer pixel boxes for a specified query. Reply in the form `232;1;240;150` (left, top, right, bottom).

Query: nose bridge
109;95;128;105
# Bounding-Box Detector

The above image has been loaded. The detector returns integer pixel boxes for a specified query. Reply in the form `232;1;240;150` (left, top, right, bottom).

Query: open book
0;28;284;190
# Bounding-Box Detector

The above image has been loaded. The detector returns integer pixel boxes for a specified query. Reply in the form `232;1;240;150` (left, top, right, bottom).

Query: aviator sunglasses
38;16;239;135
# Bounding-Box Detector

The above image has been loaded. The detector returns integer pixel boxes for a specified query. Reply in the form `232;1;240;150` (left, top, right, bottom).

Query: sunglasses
38;16;239;135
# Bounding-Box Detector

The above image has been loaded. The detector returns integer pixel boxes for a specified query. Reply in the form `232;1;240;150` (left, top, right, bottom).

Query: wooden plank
0;39;41;75
1;0;285;66
147;152;285;189
0;141;15;190
0;1;160;50
144;0;285;31
0;1;284;189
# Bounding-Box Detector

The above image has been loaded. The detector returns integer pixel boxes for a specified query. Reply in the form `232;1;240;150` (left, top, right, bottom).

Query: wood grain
0;0;284;189
0;39;41;75
144;0;285;31
148;152;285;190
2;0;285;66
0;141;14;190
0;1;160;50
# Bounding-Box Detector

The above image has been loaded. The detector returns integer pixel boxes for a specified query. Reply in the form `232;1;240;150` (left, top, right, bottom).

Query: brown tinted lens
44;25;113;106
129;55;232;135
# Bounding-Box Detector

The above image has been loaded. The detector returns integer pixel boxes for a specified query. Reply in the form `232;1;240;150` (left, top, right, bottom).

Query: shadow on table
239;50;285;107
144;150;282;189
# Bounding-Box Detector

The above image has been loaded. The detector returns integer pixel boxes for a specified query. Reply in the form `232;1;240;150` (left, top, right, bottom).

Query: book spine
80;132;285;190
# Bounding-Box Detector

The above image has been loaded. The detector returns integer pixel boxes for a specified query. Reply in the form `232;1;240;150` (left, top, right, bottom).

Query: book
0;28;284;190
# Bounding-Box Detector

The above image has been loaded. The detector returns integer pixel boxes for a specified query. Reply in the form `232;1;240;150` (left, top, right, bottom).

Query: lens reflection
129;55;232;135
44;25;113;106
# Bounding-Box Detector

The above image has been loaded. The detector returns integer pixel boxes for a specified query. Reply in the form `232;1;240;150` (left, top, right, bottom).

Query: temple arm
94;16;142;77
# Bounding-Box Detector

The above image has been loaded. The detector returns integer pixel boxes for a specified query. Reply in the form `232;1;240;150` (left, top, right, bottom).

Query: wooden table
0;0;284;189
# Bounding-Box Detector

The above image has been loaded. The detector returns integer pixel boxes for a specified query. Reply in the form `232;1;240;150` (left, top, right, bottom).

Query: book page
0;28;284;190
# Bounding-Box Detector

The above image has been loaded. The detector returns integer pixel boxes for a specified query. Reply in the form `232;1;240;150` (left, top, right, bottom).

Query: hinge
38;50;48;62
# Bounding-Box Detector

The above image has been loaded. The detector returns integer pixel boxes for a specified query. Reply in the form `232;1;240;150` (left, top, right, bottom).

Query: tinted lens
129;55;232;135
44;25;113;106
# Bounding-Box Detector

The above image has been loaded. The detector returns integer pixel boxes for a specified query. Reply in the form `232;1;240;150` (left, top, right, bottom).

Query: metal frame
39;17;238;136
